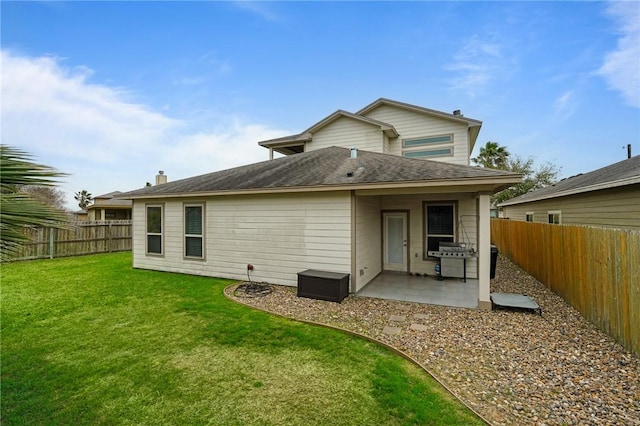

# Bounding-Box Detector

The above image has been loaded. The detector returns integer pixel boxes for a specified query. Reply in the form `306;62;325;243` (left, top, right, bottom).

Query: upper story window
402;134;453;159
146;204;163;255
184;204;205;259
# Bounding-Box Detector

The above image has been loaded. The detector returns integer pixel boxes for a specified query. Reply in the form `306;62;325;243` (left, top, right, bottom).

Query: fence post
49;227;54;259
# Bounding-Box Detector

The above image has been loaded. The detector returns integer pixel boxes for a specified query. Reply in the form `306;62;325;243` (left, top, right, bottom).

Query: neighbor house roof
118;146;521;200
499;155;640;207
88;191;132;209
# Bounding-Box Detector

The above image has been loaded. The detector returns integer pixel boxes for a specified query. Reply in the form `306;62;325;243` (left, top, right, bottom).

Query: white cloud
1;50;290;210
553;91;577;120
598;1;640;108
232;1;281;21
446;35;507;97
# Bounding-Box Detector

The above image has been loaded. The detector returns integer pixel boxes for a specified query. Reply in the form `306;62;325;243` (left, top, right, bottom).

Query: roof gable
303;110;399;138
356;98;482;126
500;155;640;206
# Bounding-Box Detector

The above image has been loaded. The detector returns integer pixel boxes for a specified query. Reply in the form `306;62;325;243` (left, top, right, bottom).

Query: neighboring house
119;98;520;309
500;155;640;230
71;210;89;221
87;191;133;221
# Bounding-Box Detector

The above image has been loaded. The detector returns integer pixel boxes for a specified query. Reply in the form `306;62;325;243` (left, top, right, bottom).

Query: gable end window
403;135;453;148
184;204;205;259
403;134;453;159
424;202;456;258
146;205;163;255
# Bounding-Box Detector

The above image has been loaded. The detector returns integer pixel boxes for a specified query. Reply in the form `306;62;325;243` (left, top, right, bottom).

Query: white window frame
145;204;164;256
525;212;534;222
548;210;561;224
184;203;205;260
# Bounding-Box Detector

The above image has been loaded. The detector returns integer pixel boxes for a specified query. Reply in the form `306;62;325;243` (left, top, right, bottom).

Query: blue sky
2;1;639;210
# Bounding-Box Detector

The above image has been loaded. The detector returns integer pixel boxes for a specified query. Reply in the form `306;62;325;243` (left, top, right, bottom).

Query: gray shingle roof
119;147;520;199
500;155;640;206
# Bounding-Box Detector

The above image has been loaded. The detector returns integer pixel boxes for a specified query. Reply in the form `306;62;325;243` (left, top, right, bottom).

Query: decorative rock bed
226;256;640;426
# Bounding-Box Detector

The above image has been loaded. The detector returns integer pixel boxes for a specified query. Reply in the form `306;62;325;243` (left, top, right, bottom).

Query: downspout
351;190;357;294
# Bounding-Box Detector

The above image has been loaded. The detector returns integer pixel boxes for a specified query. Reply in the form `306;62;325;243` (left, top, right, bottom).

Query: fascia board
499;175;640;207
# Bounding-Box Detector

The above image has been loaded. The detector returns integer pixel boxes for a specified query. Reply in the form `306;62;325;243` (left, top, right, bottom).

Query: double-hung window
146;205;163;255
548;210;561;225
424;202;456;257
184;204;204;259
525;212;534;222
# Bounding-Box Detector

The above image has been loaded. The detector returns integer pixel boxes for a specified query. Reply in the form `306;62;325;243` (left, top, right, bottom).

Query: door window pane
387;217;404;264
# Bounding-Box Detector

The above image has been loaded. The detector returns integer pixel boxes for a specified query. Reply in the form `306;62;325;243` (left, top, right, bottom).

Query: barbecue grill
427;242;476;282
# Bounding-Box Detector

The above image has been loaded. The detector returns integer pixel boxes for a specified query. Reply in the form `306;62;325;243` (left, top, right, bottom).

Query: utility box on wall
297;269;350;303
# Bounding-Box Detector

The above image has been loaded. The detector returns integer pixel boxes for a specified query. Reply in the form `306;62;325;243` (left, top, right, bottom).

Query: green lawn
1;252;484;425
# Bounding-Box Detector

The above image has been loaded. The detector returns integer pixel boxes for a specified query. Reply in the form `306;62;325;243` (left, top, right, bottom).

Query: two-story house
119;98;520;309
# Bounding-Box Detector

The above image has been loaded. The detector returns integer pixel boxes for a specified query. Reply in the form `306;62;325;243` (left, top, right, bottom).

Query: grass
1;252;484;425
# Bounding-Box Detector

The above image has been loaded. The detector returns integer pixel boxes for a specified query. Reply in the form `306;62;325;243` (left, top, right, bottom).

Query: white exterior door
383;212;408;272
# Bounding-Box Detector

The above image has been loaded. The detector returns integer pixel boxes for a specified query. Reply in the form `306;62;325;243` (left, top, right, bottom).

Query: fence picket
8;220;132;261
491;219;639;357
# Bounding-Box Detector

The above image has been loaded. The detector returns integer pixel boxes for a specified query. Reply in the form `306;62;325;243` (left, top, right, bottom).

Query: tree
472;141;561;204
74;190;93;209
471;141;510;169
0;145;69;259
20;185;67;210
493;156;561;205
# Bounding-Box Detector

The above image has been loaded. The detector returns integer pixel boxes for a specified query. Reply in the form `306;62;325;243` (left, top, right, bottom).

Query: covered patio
356;272;479;309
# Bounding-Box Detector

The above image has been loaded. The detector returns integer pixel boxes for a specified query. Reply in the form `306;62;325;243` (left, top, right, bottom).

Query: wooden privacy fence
491;218;640;357
10;220;132;261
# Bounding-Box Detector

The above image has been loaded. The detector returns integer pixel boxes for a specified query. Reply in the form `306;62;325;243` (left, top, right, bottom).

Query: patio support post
477;193;492;310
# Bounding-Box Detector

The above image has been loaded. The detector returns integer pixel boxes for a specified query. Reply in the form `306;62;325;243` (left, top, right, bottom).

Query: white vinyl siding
362;104;471;165
307;117;384;153
501;185;640;230
133;192;352;286
354;195;382;291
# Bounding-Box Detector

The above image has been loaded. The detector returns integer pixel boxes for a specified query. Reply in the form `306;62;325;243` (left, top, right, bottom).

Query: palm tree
0;145;68;259
74;190;93;209
471;141;510;170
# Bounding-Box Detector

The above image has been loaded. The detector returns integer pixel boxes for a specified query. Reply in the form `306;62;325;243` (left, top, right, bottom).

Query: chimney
155;170;167;185
350;147;358;159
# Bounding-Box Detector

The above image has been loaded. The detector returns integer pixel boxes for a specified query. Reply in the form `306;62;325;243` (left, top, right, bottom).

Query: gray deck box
297;270;350;303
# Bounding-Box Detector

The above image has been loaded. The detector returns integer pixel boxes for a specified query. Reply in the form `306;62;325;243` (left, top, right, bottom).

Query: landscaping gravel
226;255;640;426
